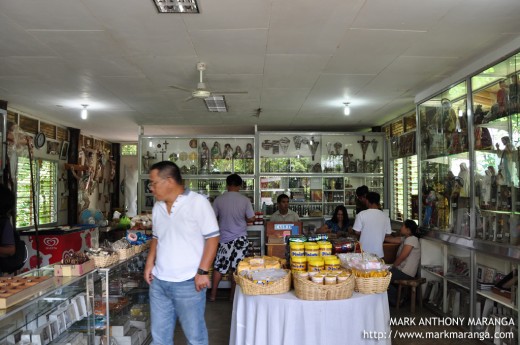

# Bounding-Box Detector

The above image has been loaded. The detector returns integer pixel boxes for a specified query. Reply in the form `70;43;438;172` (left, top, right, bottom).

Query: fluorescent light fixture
152;0;199;13
81;104;88;120
204;95;228;112
458;108;463;117
343;102;350;116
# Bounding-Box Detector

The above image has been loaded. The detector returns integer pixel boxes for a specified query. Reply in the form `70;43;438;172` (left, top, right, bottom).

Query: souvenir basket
293;273;355;300
355;272;392;294
234;269;291;296
88;252;120;268
117;247;135;260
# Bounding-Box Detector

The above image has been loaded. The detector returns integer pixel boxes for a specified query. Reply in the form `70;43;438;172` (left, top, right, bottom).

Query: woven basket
355;272;392;294
89;253;120;268
234;269;291;296
117;247;135;260
293;274;355;300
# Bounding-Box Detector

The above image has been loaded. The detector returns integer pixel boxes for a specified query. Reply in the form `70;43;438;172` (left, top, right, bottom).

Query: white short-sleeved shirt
152;189;219;282
352;209;392;258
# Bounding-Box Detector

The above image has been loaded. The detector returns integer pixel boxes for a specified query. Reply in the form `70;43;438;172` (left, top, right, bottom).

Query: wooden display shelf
0;276;54;309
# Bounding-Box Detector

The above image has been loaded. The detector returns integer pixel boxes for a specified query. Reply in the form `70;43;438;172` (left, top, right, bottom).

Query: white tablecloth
229;287;391;345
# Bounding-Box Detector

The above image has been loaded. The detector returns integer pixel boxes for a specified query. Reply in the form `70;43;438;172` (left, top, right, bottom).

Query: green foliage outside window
122;144;137;156
16;157;57;228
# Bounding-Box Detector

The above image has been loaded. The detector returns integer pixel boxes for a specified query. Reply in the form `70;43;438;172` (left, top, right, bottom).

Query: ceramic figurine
245;143;254;159
211;141;222;159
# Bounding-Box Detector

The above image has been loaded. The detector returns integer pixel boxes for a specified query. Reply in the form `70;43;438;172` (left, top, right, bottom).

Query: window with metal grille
16;157;57;227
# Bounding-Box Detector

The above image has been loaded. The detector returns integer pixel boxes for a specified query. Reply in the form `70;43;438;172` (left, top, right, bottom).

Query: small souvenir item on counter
293;136;303;150
188;151;197;161
179;152;188;161
169;152;178;162
189;138;197;148
62;251;89;265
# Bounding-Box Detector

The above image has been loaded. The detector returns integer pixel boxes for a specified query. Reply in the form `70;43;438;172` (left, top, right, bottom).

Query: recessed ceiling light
204;96;228;112
152;0;199;13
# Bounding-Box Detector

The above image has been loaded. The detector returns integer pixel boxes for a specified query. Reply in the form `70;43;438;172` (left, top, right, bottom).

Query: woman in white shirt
384;219;421;307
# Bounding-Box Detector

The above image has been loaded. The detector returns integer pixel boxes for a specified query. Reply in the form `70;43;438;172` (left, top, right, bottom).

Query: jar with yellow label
307;257;324;272
304;242;320;257
290;242;305;257
324;256;341;271
291;256;307;272
318;241;332;256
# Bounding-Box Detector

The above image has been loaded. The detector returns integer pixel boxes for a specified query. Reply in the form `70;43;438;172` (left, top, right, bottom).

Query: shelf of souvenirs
420;151;469;162
422;230;520;261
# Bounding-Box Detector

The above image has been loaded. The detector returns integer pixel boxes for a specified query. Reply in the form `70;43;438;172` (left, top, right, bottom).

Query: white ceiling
1;0;520;142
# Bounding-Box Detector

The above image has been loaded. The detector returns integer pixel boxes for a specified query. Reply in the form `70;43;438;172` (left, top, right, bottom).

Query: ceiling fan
169;62;248;102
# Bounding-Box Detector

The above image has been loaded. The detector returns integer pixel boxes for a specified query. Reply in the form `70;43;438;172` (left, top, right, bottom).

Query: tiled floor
171;290;490;345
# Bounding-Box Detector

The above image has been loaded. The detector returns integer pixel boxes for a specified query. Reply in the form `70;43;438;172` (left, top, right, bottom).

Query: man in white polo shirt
144;161;219;345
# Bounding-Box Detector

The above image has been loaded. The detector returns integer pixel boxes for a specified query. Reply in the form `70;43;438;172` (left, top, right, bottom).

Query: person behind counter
0;185;16;258
269;194;300;222
210;174;256;302
355;185;369;216
317;205;349;236
352;192;391;258
144;161;220;345
384;219;421;307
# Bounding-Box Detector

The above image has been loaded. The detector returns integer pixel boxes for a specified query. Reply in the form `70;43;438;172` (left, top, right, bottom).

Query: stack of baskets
234;269;291;296
293;273;355;300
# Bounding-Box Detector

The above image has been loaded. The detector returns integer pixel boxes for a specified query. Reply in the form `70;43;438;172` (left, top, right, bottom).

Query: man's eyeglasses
148;179;167;188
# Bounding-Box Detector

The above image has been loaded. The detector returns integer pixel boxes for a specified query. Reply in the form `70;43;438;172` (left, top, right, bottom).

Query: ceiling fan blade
212;91;248;95
169;85;193;93
184;96;196;102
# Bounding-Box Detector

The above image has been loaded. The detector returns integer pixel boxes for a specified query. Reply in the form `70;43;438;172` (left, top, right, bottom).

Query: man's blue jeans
150;277;208;345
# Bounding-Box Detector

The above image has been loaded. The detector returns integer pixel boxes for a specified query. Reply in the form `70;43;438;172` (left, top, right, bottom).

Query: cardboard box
54;260;95;277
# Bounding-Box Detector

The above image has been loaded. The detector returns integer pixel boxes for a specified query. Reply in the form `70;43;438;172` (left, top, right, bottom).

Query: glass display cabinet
418;81;469;232
258;132;385;219
138;135;255;212
472;55;520;244
0;269;96;345
417;50;520;344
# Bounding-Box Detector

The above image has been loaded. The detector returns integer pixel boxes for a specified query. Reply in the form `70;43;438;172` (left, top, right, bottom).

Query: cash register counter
230;286;391;345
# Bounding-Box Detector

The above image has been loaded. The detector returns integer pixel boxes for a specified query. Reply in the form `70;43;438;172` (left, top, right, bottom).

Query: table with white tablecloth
229;286;391;345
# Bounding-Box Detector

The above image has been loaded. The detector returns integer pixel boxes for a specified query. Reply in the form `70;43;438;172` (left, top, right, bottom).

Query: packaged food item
304;242;319;257
337;272;350;282
311;274;325;284
324;274;337;285
291;256;307;272
306;234;329;242
318;241;332;256
288;235;307;243
324;256;341;271
289;242;305;257
307;257;324;272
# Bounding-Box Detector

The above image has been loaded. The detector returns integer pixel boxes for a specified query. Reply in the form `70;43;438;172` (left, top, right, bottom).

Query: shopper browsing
144;161;220;345
384;219;421;306
269;194;300;222
352;192;391;257
317;205;349;236
209;174;256;302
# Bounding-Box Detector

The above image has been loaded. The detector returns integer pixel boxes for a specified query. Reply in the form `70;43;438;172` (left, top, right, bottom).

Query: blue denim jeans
150;277;208;345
